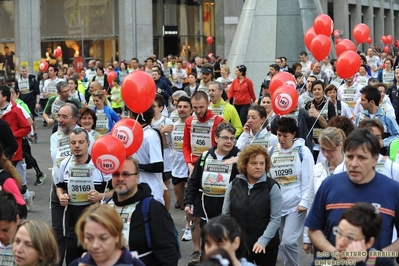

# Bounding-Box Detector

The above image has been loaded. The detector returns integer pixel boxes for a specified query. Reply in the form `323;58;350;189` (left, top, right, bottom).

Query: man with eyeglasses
108;156;179;266
56;127;111;264
43;81;82;133
312;202;395;265
305;128;399;257
50;103;94;266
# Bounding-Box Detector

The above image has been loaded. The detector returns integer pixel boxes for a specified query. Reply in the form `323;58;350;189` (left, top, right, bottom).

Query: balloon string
356;43;362;52
248;113;276;146
140;113;145;122
305;97;330;140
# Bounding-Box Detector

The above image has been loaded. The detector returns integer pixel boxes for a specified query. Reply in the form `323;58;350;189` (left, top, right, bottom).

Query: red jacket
228;77;256;105
2;101;31;161
182;110;224;164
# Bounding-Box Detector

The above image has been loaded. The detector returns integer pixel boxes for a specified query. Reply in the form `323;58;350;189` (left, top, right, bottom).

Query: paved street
28;120;311;266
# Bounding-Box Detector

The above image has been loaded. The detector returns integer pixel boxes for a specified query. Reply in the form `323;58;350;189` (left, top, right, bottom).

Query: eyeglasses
218;136;236;142
320;147;336;154
112;172;139;178
332;226;363;244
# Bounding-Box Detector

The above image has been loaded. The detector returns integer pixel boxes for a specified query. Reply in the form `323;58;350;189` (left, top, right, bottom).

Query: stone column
14;0;40;73
118;0;153;62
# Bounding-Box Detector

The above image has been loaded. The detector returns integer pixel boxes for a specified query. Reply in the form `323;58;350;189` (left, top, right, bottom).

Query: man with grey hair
43;81;82;133
15;66;40;142
208;81;242;137
50;103;94;266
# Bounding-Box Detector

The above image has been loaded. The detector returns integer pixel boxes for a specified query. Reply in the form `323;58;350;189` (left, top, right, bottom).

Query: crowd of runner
0;48;399;265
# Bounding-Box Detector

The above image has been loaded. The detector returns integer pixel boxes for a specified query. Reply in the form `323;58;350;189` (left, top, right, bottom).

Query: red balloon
54;48;62;58
313;14;334;37
352;23;370;44
381;36;388;44
335;39;356;57
394;40;399;48
383;45;390;53
269;72;296;97
387;35;393;44
333;29;340;38
272;85;299;116
334;38;342;45
381;63;386;69
366;37;372;44
107;71;118;85
91;135;126;174
336;50;361;79
121;71;156;113
310;34;331;61
206;36;214;45
304;27;317;51
39;62;49;72
111;118;143;157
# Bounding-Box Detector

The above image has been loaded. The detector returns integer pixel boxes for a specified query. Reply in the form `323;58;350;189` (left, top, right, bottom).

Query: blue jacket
93;105;120;132
356;107;399;147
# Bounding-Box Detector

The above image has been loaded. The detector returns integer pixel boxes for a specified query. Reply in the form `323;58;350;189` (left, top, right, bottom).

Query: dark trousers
22;137;42;176
51;184;65;266
234;104;251;126
65;205;88;264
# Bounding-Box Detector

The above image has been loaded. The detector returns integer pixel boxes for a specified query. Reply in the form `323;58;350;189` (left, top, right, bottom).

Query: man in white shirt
366;48;381;78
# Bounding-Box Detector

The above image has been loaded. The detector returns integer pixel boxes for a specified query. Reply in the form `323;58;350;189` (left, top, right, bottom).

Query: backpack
141;196;182;260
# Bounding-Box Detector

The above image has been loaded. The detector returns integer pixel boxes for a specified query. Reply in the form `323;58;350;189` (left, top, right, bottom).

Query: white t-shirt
134;125;165;205
152;116;173;172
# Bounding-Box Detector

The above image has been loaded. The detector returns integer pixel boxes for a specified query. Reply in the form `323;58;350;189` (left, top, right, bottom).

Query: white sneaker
182;228;192;241
25;191;35;212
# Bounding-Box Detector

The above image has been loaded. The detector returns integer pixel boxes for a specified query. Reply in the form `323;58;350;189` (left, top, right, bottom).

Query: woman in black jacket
222;145;282;266
184;122;240;264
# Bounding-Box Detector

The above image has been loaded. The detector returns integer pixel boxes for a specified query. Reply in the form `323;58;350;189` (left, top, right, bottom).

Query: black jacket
184;146;240;219
111;183;179;266
0;119;17;160
15;74;39;103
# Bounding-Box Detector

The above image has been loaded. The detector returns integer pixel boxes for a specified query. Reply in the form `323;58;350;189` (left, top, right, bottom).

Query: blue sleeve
378;70;383;82
383;116;399;147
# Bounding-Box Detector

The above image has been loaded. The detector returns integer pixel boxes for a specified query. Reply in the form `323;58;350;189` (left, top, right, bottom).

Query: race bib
96;112;109;135
190;118;214;156
68;166;94;205
201;158;232;196
383;72;394;86
19;79;30;94
109;201;138;250
270;148;298;186
209;104;225;117
51;98;65;120
172;122;185;152
342;88;357;108
47;81;57;97
247;132;272;148
56;134;71;168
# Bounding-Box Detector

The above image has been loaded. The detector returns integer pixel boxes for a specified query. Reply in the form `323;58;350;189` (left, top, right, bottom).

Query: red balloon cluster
121;71;156;114
269;72;296;96
54;48;62;58
394;40;399;48
206;36;214;45
304;14;334;62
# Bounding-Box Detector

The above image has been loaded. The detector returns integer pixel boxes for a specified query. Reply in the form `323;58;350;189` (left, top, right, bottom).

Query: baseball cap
261;80;270;88
201;65;214;74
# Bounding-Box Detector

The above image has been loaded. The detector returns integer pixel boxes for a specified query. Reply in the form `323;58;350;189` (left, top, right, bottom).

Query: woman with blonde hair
13;220;59;266
0;144;27;219
303;127;346;254
216;64;233;93
91;90;120;135
70;204;145;266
